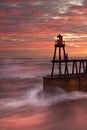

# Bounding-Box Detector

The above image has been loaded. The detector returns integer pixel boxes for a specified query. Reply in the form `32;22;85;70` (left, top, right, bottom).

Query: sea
0;58;87;130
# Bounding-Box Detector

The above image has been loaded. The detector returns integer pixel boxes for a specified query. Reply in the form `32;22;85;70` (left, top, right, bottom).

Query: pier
43;34;87;92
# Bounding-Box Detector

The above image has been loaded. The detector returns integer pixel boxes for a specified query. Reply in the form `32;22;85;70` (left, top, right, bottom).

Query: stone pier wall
43;75;87;92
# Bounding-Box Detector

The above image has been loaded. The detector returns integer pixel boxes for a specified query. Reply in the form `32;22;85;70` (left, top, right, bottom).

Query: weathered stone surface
43;74;87;92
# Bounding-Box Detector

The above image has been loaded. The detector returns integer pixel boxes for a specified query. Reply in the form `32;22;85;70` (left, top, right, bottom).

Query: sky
0;0;87;58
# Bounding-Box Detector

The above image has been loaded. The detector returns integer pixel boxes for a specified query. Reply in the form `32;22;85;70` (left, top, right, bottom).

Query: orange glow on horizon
0;0;87;58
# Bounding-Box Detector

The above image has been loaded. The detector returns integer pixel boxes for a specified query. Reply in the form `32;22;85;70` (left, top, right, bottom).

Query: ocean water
0;58;87;130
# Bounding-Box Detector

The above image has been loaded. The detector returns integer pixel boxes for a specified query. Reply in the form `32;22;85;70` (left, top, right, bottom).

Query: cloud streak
0;0;87;58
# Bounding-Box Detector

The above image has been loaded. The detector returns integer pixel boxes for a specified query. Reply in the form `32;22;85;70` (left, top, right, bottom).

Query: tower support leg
51;47;57;77
64;61;69;75
59;62;62;76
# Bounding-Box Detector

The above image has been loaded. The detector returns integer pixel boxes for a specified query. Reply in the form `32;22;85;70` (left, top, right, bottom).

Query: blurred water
0;58;87;130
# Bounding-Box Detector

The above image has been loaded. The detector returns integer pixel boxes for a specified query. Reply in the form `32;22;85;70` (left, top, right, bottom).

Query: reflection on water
0;59;87;130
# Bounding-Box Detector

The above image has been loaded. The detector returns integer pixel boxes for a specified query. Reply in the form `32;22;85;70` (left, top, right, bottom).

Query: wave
0;84;87;110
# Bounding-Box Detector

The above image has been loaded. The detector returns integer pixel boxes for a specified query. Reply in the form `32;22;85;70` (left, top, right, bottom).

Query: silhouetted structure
51;34;67;76
51;34;87;77
43;34;87;92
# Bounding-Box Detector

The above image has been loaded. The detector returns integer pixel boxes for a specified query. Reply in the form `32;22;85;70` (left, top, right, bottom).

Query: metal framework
51;41;87;77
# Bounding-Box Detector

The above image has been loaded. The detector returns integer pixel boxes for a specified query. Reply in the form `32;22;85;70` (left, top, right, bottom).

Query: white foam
25;86;87;106
0;85;87;109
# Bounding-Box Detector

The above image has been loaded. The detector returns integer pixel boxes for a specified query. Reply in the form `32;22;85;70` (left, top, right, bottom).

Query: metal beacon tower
43;34;87;92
